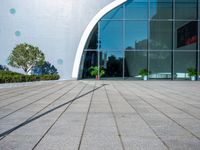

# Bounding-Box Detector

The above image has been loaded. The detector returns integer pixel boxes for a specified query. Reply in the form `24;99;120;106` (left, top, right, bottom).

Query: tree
0;65;9;71
32;61;58;75
8;43;45;74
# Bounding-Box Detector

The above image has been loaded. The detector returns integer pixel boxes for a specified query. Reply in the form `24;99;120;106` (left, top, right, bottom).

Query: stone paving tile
0;80;200;150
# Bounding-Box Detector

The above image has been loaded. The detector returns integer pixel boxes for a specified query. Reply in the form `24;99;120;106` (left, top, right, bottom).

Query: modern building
0;0;200;80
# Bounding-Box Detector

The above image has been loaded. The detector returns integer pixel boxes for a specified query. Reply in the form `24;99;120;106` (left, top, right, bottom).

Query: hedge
0;71;60;83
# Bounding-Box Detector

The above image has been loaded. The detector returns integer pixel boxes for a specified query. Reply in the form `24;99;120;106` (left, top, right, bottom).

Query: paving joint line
133;83;200;120
77;81;96;150
135;82;200;110
0;82;72;120
0;82;81;140
112;81;170;150
0;81;56;98
104;82;125;150
121;82;200;142
32;82;88;150
0;82;71;109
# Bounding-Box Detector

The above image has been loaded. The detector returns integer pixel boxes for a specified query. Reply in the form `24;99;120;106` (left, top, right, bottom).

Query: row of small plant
0;71;60;83
89;66;199;81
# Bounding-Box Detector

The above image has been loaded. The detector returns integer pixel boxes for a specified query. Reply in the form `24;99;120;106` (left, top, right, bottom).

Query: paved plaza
0;80;200;150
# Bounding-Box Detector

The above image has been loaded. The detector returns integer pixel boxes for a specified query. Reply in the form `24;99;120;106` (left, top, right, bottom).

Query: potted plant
187;68;196;81
89;66;105;80
139;69;149;81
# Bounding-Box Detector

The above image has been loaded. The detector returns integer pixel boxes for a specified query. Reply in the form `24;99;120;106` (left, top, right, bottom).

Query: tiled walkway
0;80;200;150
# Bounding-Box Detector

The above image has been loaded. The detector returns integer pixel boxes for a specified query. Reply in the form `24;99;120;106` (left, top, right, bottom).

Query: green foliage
187;68;196;77
8;43;45;74
139;69;149;77
89;66;105;78
0;71;60;83
0;65;9;71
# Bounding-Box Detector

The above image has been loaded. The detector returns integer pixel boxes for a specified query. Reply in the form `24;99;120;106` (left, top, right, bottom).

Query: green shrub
139;69;149;77
187;68;196;77
0;71;60;83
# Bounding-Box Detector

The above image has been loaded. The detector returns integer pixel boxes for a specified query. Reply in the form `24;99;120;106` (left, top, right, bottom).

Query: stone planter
143;75;148;81
191;76;195;81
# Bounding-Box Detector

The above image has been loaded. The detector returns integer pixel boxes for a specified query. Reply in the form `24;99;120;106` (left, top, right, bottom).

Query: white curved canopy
72;0;127;79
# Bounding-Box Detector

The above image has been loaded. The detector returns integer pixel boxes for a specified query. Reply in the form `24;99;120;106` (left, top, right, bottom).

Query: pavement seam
112;81;170;150
77;81;96;150
121;82;200;142
134;82;200;110
0;81;57;99
0;82;71;120
32;82;88;150
0;82;71;109
135;83;200;120
104;82;125;150
0;82;80;140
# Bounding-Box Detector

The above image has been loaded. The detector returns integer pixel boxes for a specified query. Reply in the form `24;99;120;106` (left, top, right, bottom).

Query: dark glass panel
125;51;147;79
199;50;200;79
174;51;196;79
125;2;148;20
84;25;98;50
100;20;123;51
149;51;171;79
150;2;172;19
175;21;198;50
125;21;148;50
100;51;123;78
175;0;197;20
79;51;98;79
150;21;172;50
102;5;123;20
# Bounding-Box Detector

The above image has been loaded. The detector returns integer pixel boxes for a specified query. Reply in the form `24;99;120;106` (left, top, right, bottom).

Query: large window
125;1;148;20
100;20;123;51
174;51;196;79
149;51;172;79
79;0;200;80
150;21;173;50
125;21;148;50
100;51;123;78
150;1;172;19
175;0;197;20
125;51;147;78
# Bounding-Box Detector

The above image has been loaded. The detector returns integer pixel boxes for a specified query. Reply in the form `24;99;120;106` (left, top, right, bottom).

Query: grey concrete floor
0;80;200;150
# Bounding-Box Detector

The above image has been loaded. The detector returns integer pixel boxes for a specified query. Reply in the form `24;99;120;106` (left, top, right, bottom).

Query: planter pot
96;75;99;80
143;76;148;81
191;76;196;81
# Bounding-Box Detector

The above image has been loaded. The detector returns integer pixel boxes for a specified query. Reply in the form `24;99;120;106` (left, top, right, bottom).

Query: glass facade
79;0;200;80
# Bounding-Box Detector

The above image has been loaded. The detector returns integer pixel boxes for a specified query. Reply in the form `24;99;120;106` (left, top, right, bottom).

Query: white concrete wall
0;0;115;79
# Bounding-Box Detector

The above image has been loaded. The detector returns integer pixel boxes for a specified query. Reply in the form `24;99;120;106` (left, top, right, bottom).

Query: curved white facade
0;0;118;79
72;0;127;79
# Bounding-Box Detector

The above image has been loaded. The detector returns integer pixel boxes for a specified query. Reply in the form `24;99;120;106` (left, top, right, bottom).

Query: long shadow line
0;82;68;109
0;84;107;139
0;82;56;99
0;82;69;120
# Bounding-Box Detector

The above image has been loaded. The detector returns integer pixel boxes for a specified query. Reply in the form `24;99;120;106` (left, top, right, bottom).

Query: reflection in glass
102;5;123;20
175;21;197;50
175;0;197;20
150;2;172;19
150;21;172;50
84;25;98;50
125;2;148;20
125;51;147;78
100;51;123;77
79;0;200;80
100;21;123;51
149;51;171;79
174;51;196;79
125;21;148;50
79;51;98;79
